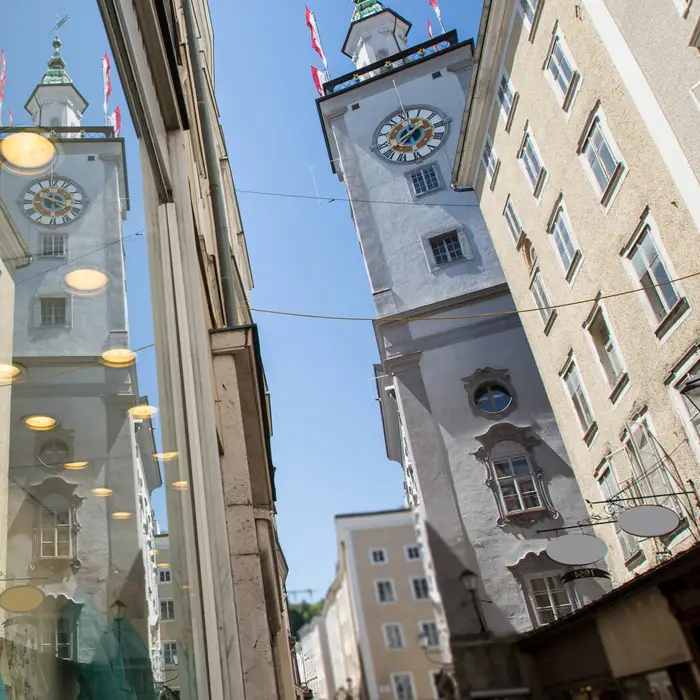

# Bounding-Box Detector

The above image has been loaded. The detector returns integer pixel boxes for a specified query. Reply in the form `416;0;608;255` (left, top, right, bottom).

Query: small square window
370;548;387;564
411;576;430;600
430;232;464;265
405;545;421;561
40;298;67;326
503;197;522;243
408;164;441;196
41;234;66;257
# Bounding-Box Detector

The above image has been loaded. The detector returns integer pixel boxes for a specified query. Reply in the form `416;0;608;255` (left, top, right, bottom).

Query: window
579;112;625;204
405;544;421;561
375;580;396;603
420;620;439;647
627;224;682;326
408;164;441;196
497;73;515;121
503;197;522;243
40;494;72;559
163;641;178;665
493;454;542;513
588;309;625;389
520;0;538;26
38;439;70;468
391;673;416;700
481;137;499;182
518;130;546;196
411;577;430;600
41;616;72;659
597;460;640;561
370;548;387;564
530;272;555;329
41;234;66;257
562;359;595;436
672;0;692;17
430;232;464;265
548;204;580;278
383;623;405;650
160;599;175;620
474;383;513;414
40;298;67;326
527;575;574;625
159;568;172;583
545;34;579;110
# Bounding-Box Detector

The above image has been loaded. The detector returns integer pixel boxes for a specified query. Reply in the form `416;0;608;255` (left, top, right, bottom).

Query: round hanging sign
0;585;45;614
618;504;680;538
546;534;608;566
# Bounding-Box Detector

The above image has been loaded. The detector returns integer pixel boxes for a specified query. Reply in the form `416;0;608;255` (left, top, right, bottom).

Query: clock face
22;178;86;226
374;107;448;163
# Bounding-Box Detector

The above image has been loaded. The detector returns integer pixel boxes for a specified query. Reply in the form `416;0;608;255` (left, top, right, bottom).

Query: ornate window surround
463;368;517;420
473;423;560;526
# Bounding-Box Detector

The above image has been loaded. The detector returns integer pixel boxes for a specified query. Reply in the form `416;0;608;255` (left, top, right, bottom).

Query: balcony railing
0;126;116;140
322;29;460;96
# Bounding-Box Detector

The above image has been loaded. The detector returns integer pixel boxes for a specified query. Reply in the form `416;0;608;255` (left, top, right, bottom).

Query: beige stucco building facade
453;0;700;586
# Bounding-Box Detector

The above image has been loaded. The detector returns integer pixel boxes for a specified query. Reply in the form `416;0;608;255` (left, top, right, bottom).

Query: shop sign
561;568;611;584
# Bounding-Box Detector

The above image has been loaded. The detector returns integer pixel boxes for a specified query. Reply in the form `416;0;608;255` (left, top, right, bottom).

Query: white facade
296;616;332;700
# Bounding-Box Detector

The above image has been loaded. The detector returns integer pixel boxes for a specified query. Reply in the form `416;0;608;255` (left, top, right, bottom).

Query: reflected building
0;34;161;698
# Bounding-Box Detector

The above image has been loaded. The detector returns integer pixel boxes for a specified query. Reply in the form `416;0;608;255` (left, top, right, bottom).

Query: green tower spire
41;35;72;86
352;0;385;22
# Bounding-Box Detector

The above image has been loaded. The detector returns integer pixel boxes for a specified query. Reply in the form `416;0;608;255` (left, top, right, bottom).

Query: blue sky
3;0;481;602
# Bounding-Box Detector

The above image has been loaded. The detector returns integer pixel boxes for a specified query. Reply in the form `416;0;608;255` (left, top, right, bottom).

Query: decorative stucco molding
462;367;517;420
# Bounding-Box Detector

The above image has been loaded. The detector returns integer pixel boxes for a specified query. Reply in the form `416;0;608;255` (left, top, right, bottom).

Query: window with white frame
597;458;640;562
587;308;626;389
503;197;522;243
482;137;499;182
159;568;172;583
405;544;421;561
497;73;516;121
492;454;542;513
672;0;692;17
41;233;67;257
548;203;581;278
370;548;387;564
411;577;430;600
160;599;175;620
562;358;595;435
579;111;625;204
40;494;72;559
420;620;440;648
430;232;464;265
544;33;579;109
674;361;700;444
375;579;396;603
383;623;405;650
527;574;575;625
518;130;546;196
408;164;441;196
40;297;67;326
391;672;416;700
40;616;72;659
163;641;178;665
520;0;539;27
626;223;683;328
530;272;554;329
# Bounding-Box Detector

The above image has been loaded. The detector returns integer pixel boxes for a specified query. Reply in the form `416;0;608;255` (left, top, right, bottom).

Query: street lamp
459;568;487;633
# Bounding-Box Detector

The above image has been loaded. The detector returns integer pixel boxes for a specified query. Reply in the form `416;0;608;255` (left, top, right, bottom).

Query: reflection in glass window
474;383;513;413
40;494;72;559
528;575;574;625
40;298;67;326
493;455;541;512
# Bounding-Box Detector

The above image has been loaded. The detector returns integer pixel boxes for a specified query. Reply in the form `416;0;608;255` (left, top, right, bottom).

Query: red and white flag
8;110;13;127
110;106;122;137
306;6;327;70
102;51;112;121
311;65;325;97
428;18;434;38
429;0;445;32
0;50;6;126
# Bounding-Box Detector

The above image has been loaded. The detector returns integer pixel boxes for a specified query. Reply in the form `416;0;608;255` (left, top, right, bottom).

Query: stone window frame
29;477;83;573
473;423;560;527
35;293;73;329
420;224;473;274
39;232;68;259
404;161;444;200
542;22;582;116
463;367;517;421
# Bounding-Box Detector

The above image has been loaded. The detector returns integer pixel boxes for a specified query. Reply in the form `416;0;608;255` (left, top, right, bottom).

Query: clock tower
317;3;599;699
0;35;162;693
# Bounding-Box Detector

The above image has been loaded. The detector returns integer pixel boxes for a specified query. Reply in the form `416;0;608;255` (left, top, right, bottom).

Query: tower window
430;232;464;265
41;234;66;258
40;298;67;326
408;164;441;196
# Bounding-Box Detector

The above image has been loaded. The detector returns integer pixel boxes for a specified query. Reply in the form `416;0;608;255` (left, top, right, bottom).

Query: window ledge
565;250;583;284
655;297;690;340
600;163;626;210
583;422;599;447
505;93;519;133
543;310;558;336
609;372;630;405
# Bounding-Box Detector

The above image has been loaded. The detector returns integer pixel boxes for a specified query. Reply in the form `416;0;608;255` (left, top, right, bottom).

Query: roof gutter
451;0;495;188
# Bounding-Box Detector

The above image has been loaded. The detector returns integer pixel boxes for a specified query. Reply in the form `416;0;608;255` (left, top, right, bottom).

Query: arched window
40;494;72;559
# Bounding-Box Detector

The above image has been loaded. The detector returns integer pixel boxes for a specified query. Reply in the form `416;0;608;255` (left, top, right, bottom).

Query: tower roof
352;0;385;22
41;35;72;86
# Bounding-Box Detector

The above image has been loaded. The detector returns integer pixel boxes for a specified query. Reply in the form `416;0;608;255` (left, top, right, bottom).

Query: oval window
38;439;70;467
474;383;512;414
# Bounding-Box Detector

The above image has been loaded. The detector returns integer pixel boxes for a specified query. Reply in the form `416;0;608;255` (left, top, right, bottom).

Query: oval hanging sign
546;534;608;566
561;567;611;584
618;504;680;538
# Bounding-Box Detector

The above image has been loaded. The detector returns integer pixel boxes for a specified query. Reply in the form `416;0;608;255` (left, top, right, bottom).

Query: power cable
242;270;700;323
